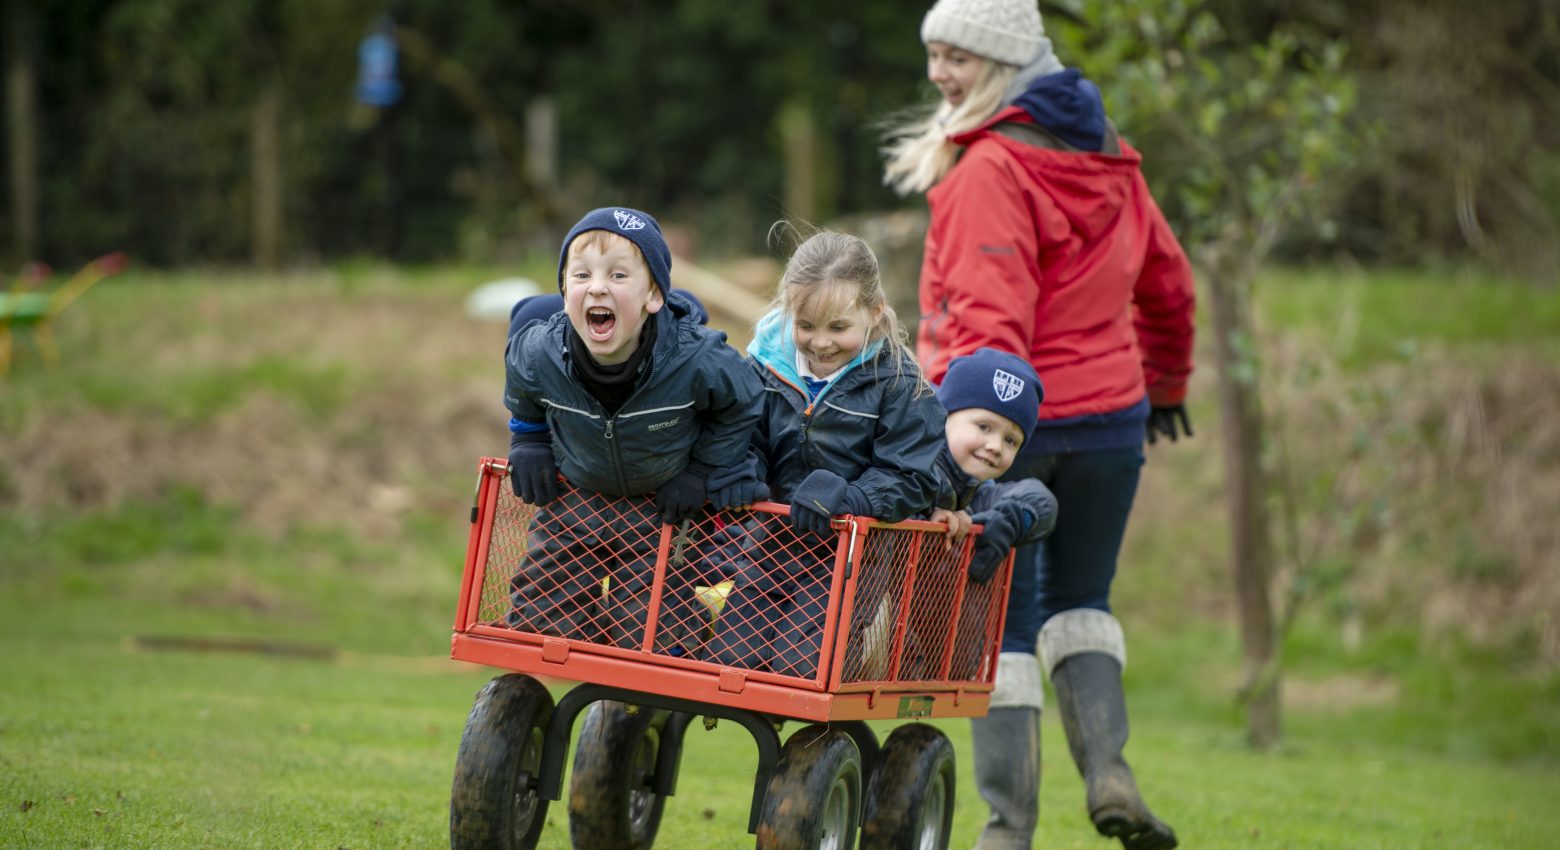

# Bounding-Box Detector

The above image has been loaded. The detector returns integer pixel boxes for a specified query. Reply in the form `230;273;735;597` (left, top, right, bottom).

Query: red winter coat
917;107;1195;420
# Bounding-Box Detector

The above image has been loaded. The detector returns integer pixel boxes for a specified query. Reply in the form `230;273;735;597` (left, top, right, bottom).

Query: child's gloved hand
708;458;770;511
655;469;707;524
968;503;1027;584
508;441;560;506
788;469;872;537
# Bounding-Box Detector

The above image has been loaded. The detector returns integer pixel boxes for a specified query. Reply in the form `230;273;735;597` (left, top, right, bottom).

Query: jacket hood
1011;69;1107;152
664;290;703;323
952;108;1143;244
749;308;883;400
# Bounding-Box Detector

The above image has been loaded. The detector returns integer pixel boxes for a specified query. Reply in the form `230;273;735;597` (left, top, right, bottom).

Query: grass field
2;263;1557;849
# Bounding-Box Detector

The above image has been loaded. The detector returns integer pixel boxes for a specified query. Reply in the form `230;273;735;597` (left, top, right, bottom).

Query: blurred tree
1210;0;1560;280
6;0;1547;271
1053;0;1361;748
5;1;40;263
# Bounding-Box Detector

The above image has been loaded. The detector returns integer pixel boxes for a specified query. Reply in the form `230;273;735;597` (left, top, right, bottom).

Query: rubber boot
1051;652;1178;850
969;705;1040;850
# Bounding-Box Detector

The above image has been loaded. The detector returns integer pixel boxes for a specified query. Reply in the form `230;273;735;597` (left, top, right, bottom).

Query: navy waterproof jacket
932;446;1059;545
504;294;763;497
747;309;945;524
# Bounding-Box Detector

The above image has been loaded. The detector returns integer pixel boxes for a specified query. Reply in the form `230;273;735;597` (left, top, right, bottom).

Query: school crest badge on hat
559;206;672;295
992;368;1025;402
613;209;647;231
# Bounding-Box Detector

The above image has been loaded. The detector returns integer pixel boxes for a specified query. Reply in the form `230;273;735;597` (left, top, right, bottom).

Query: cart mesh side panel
839;525;995;684
477;491;535;626
462;460;1007;697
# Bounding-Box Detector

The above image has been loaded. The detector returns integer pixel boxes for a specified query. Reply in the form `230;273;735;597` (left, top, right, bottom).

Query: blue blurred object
355;18;402;107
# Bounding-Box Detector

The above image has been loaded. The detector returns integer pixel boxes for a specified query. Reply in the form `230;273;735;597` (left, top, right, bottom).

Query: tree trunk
6;2;39;262
251;81;283;269
778;100;817;225
524;96;557;193
1207;256;1281;748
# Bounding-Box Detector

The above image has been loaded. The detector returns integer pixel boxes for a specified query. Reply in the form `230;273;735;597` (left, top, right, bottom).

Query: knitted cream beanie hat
920;0;1046;66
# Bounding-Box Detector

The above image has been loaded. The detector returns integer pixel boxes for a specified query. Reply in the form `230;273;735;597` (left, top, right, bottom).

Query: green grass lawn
2;263;1558;848
2;497;1556;849
1257;264;1560;366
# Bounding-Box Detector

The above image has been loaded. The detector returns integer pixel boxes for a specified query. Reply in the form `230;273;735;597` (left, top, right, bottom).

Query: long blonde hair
769;227;925;387
881;57;1020;196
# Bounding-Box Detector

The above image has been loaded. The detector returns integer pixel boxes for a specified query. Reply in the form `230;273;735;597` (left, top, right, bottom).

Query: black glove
789;469;872;537
655;469;707;524
708;458;770;511
1146;405;1193;445
968;504;1026;584
508;438;559;506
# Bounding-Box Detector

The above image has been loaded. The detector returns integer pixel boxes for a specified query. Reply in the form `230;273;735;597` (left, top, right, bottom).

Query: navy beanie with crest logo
937;347;1043;442
557;207;673;297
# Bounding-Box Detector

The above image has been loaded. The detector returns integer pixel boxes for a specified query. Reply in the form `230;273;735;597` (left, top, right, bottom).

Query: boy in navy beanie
850;346;1056;705
931;347;1057;584
501;206;766;651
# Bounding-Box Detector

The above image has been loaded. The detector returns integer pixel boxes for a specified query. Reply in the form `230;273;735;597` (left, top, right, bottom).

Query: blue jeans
998;444;1145;653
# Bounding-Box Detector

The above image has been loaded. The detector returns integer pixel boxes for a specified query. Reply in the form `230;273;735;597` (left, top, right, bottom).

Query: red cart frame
451;457;1012;722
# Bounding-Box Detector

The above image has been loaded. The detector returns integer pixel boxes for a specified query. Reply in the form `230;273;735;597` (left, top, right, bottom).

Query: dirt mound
0;283;510;538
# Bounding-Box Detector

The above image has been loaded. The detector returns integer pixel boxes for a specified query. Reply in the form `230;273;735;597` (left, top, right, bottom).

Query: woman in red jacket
885;2;1193;849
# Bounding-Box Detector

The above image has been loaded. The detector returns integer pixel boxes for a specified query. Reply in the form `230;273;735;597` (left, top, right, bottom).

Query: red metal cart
449;457;1013;850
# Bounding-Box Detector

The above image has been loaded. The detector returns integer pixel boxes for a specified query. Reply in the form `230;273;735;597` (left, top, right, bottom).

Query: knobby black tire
568;701;670;850
450;674;554;850
755;724;863;850
859;723;956;850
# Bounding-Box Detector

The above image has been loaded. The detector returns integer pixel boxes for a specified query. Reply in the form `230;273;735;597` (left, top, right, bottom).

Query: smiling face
926;40;986;109
792;290;874;379
945;408;1025;481
562;231;664;365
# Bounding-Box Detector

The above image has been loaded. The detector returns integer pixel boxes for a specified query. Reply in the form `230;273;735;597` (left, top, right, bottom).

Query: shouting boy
502;207;766;650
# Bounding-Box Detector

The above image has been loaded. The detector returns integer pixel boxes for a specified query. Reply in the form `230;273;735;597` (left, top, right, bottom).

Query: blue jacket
932;446;1058;545
504;295;763;496
747;309;945;523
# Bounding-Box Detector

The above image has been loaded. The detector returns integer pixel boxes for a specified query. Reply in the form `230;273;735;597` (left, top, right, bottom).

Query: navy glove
508;438;559;506
655;469;708;524
708;458;770;511
789;469;872;537
968;503;1026;584
1146;405;1193;445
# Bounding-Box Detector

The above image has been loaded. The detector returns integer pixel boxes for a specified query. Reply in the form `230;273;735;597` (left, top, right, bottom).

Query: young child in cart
502;207;767;650
929;347;1058;572
702;229;947;678
853;347;1060;681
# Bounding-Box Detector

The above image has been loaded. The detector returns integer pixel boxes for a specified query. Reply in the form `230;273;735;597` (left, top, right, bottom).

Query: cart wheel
450;674;554;850
755;724;862;850
568;701;670;850
859;724;954;850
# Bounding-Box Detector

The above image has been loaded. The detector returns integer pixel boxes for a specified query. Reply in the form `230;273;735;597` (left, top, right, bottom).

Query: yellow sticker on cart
897;696;934;718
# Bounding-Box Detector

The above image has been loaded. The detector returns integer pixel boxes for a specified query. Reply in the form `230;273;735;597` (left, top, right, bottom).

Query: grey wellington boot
970;706;1041;850
1051;651;1178;850
969;652;1044;850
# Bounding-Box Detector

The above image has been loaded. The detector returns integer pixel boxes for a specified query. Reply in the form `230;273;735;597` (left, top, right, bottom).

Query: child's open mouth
586;307;617;340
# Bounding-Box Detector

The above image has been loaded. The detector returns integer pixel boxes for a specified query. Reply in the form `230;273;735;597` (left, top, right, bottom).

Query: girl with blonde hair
702;228;946;679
